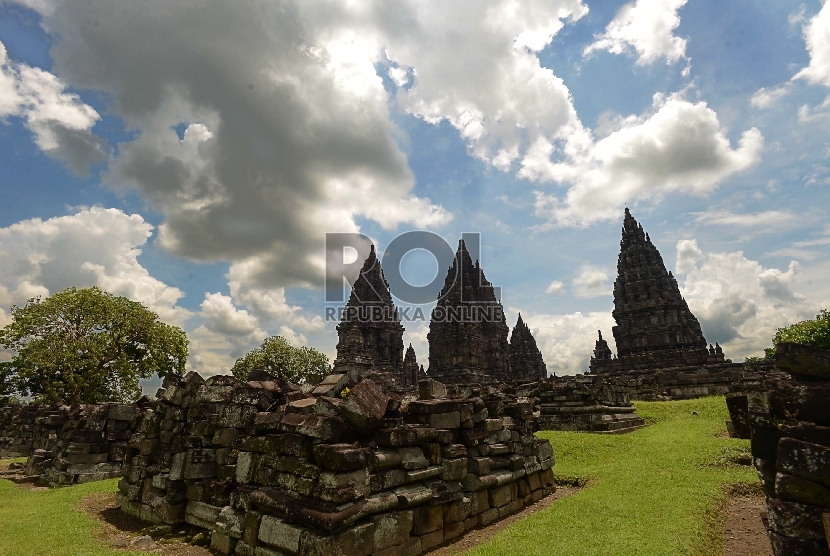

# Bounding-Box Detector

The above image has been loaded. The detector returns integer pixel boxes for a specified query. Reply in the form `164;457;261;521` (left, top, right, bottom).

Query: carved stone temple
332;245;406;386
509;313;548;382
427;239;510;383
590;208;729;378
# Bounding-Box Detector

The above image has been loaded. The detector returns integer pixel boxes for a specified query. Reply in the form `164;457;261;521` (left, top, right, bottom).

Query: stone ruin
588;209;743;399
534;375;645;433
726;343;830;555
0;400;146;486
115;371;555;555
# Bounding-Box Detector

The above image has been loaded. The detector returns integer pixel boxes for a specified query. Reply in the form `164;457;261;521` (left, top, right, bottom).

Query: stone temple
590;208;725;375
427;239;510;384
333;245;407;387
509;313;547;382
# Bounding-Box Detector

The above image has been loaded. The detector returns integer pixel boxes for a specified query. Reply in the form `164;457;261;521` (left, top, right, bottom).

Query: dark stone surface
509;313;547;382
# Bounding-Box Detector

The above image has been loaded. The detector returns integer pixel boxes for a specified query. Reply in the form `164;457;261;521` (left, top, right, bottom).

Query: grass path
469;396;756;556
0;476;144;556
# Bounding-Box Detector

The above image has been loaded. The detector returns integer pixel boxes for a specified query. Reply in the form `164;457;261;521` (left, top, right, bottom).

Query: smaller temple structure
536;375;645;433
332;245;407;388
509;314;547;382
401;344;424;387
427;239;507;384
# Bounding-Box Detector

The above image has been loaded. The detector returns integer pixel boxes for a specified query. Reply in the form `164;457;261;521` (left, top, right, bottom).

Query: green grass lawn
0;396;754;556
0;476;145;556
470;396;756;556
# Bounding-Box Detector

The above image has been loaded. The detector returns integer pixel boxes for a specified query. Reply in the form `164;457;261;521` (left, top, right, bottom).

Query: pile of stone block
0;404;72;458
536;377;645;433
117;373;555;556
29;401;148;485
742;343;830;555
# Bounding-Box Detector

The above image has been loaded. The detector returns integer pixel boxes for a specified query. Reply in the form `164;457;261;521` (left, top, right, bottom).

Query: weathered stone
398;447;428;470
298;522;374;556
258;515;304;554
278;413;345;443
413;504;443;534
313;444;369;471
429;412;461;430
337;379;388;433
372;510;414;551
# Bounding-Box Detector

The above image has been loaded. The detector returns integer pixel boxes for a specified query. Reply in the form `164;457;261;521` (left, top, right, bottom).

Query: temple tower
599;208;722;373
427;239;508;383
333;245;405;381
401;344;422;387
509;313;547;381
588;331;613;374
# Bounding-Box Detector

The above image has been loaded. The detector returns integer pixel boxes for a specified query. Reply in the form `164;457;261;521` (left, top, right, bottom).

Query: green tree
0;287;188;404
762;309;830;359
231;336;330;384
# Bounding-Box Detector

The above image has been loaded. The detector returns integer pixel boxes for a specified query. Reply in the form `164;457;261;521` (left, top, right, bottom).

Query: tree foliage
231;336;330;384
762;309;830;359
0;287;188;404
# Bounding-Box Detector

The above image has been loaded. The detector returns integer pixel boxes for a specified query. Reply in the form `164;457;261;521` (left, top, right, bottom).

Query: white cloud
793;1;830;87
572;266;610;298
523;311;615;375
676;239;819;359
584;0;689;66
528;94;763;227
545;280;565;294
0;41;105;174
387;0;589;171
750;84;792;109
797;95;830;122
42;1;453;292
0;207;189;326
693;209;798;229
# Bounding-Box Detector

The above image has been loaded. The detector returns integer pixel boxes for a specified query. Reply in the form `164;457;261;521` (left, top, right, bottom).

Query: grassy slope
0;477;144;556
469;396;756;556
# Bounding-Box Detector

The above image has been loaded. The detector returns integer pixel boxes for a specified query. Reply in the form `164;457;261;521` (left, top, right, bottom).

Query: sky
1;0;829;391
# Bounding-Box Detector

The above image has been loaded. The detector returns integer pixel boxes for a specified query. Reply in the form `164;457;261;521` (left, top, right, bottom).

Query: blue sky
1;0;829;387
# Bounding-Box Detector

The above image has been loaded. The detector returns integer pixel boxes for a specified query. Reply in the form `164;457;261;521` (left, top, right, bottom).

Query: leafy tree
231;336;330;384
0;287;188;404
761;309;830;359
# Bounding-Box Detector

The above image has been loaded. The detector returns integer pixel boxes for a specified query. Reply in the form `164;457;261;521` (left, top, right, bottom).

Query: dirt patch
723;485;771;556
425;486;580;555
78;492;212;555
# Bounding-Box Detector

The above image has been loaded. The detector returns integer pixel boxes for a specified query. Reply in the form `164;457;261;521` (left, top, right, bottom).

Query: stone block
298;521;374;556
311;374;349;397
373;537;421;556
442;458;468;481
278;413;345;443
468;490;489;516
417;529;441;552
429;412;461;430
777;437;830;489
373;450;403;469
372;510;414;551
776;472;830;508
337;379;388;433
478;507;499;527
418;379;447;400
406;466;441;483
210;532;237;555
766;499;827;540
259;515;304;554
398;447;428;470
288;398;318;414
395;485;433;508
313;443;369;471
414;504;444;534
489;484;512;508
444;497;471;523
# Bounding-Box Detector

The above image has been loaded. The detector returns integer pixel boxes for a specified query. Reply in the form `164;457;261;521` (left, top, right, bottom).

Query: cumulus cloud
522;311;615;376
0;207;189;325
387;0;589;170
793;1;830;87
41;1;452;292
0;41;105;174
676;239;817;359
584;0;689;66
545;280;565;294
750;84;793;109
528;93;763;227
572;266;610;298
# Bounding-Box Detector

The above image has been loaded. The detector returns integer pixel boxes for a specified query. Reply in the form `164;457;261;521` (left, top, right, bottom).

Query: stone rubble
114;371;555;555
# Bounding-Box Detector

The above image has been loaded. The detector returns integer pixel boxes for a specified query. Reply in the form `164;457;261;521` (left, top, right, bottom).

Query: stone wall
740;343;830;555
0;404;72;458
536;377;645;433
0;401;147;485
116;372;555;555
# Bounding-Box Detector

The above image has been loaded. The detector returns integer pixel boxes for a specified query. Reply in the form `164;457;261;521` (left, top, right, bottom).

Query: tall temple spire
597;209;722;373
427;237;508;383
509;313;547;381
334;244;405;382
